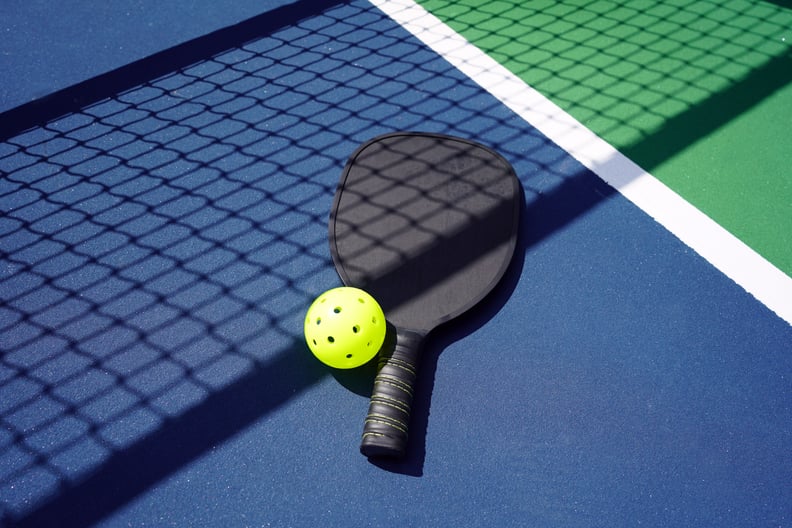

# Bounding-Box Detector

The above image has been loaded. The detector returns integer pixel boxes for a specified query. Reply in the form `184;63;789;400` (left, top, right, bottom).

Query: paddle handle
360;329;422;458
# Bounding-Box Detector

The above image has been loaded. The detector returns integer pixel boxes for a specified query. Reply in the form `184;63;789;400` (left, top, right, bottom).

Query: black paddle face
330;132;520;334
329;132;520;458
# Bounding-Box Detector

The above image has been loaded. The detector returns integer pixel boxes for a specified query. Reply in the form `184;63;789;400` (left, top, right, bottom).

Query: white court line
370;0;792;326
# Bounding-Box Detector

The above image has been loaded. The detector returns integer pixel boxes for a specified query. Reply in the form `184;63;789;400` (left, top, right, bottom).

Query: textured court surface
1;1;791;527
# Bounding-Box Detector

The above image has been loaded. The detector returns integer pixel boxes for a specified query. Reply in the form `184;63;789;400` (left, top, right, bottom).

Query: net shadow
0;1;353;525
422;0;792;167
416;0;792;284
4;0;782;523
0;0;608;514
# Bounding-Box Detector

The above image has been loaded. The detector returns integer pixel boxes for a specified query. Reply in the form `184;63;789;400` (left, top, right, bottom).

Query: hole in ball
333;307;342;313
358;298;365;303
316;317;321;325
327;336;335;343
352;325;360;333
346;353;353;359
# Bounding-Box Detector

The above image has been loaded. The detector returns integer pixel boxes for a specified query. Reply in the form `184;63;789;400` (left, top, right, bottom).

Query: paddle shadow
365;159;618;475
367;183;529;476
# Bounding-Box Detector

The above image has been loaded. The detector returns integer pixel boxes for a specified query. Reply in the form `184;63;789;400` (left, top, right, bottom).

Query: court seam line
370;0;792;326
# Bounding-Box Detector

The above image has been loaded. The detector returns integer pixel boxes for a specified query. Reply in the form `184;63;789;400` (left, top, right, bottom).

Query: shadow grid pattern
0;1;567;522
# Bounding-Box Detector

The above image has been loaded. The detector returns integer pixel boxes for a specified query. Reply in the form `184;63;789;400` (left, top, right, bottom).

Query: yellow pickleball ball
304;287;386;369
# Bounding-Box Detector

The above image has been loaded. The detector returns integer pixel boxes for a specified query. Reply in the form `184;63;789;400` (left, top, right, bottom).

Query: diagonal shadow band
0;0;347;141
621;50;792;171
764;0;792;9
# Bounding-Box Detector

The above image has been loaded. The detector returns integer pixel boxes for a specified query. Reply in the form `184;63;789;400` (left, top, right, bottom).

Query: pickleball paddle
329;132;521;458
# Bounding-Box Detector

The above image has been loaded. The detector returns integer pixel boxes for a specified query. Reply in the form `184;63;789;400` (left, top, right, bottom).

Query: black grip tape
360;328;423;458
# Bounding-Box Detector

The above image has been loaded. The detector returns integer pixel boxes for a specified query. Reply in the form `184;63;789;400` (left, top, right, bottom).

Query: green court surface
417;0;792;276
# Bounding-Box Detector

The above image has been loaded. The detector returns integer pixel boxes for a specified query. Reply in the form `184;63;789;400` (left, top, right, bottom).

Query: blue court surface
1;1;791;527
